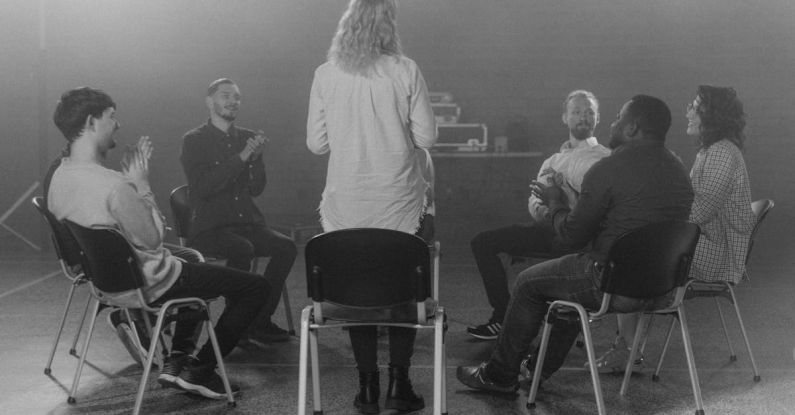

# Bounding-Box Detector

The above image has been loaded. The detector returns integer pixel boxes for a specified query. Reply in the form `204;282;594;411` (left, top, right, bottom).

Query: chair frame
169;184;296;335
527;221;703;415
63;221;236;415
32;197;93;375
651;199;773;384
297;229;447;415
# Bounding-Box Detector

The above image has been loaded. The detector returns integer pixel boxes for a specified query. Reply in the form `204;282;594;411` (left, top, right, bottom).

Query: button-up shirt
529;136;611;222
688;139;754;283
180;120;267;238
306;55;437;233
548;139;695;262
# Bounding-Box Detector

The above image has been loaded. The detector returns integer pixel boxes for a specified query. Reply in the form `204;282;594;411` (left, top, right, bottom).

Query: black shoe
456;362;518;394
354;370;380;414
466;322;502;340
247;322;291;346
107;309;149;365
385;365;425;412
176;358;240;400
157;352;190;389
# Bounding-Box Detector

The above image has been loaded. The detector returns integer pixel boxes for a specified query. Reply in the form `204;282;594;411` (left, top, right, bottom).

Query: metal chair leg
677;306;705;415
68;299;100;404
69;294;92;356
527;315;553;409
45;282;79;375
653;315;677;381
724;284;761;381
714;297;737;360
132;309;168;415
204;306;237;408
578;307;606;415
620;314;648;396
309;327;322;414
297;307;311;415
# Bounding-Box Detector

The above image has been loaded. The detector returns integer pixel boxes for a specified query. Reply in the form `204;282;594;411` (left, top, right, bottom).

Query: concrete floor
1;233;794;415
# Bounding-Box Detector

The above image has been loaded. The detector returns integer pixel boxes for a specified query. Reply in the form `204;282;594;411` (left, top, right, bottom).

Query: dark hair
626;94;671;141
694;85;746;150
207;78;236;96
53;87;116;142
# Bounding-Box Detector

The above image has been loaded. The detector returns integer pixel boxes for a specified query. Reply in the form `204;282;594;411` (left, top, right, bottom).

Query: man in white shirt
48;86;269;400
467;90;610;340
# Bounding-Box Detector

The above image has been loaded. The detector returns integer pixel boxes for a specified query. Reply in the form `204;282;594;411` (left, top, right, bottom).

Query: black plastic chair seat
319;300;438;324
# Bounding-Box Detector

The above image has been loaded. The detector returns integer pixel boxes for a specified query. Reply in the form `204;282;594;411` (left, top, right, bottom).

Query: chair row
34;196;773;415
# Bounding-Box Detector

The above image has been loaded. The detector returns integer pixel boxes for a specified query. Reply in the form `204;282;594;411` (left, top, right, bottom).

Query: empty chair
527;221;702;415
63;221;235;415
652;199;774;383
169;184;295;334
32;196;92;375
298;228;447;415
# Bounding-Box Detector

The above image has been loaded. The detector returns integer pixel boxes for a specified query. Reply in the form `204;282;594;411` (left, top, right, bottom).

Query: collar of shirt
559;136;599;152
204;119;239;141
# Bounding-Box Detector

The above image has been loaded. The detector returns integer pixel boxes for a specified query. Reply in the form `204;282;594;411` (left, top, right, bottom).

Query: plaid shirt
689;140;755;283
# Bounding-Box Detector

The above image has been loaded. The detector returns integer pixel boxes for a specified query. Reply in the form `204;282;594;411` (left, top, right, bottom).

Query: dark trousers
348;218;433;373
157;261;269;365
470;222;556;323
189;224;297;321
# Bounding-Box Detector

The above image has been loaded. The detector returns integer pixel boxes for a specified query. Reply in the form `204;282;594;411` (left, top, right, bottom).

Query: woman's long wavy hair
694;85;746;150
328;0;402;75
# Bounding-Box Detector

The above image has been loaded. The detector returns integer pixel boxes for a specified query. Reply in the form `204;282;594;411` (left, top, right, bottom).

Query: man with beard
467;90;610;340
180;78;296;346
48;86;269;399
457;94;694;393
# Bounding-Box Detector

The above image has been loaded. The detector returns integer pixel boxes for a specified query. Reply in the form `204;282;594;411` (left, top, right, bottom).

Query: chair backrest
304;228;432;308
169;185;192;242
600;220;700;299
32;196;82;268
63;220;146;294
746;199;774;265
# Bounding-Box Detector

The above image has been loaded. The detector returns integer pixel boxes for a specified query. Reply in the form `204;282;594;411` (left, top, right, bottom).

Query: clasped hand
529;180;567;207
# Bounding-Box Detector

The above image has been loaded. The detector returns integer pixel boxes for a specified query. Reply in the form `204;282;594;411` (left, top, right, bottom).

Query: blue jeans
486;253;604;383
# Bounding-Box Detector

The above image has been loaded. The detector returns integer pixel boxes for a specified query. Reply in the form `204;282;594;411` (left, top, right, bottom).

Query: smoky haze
1;0;793;254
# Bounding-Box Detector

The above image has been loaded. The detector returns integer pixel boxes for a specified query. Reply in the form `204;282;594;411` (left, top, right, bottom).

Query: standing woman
686;85;755;282
306;0;437;413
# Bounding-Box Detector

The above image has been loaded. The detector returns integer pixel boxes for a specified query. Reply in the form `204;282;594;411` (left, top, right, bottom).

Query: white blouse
307;55;437;233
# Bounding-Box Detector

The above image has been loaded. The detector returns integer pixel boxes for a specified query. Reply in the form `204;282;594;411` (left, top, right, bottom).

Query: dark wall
2;0;793;252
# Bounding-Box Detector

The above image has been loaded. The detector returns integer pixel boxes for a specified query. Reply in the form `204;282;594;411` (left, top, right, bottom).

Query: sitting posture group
459;85;753;394
42;0;754;413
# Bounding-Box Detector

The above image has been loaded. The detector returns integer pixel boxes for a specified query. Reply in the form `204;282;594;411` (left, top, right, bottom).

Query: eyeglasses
686;102;696;113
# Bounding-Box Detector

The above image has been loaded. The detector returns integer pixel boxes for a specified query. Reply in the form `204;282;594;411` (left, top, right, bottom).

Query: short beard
220;112;237;122
570;125;593;141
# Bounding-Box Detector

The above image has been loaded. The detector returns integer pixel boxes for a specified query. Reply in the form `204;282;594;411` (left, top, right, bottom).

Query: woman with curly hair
591;86;755;374
686;85;755;282
306;0;436;413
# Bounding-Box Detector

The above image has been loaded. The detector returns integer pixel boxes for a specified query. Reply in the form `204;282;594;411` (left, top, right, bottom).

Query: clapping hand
121;136;152;182
240;130;269;161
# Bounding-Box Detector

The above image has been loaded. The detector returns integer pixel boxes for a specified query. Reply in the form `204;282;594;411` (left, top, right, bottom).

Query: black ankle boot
385;365;425;412
354;370;380;414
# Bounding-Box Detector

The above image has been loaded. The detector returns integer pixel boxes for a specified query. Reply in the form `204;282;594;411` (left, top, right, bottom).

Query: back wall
1;0;792;254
